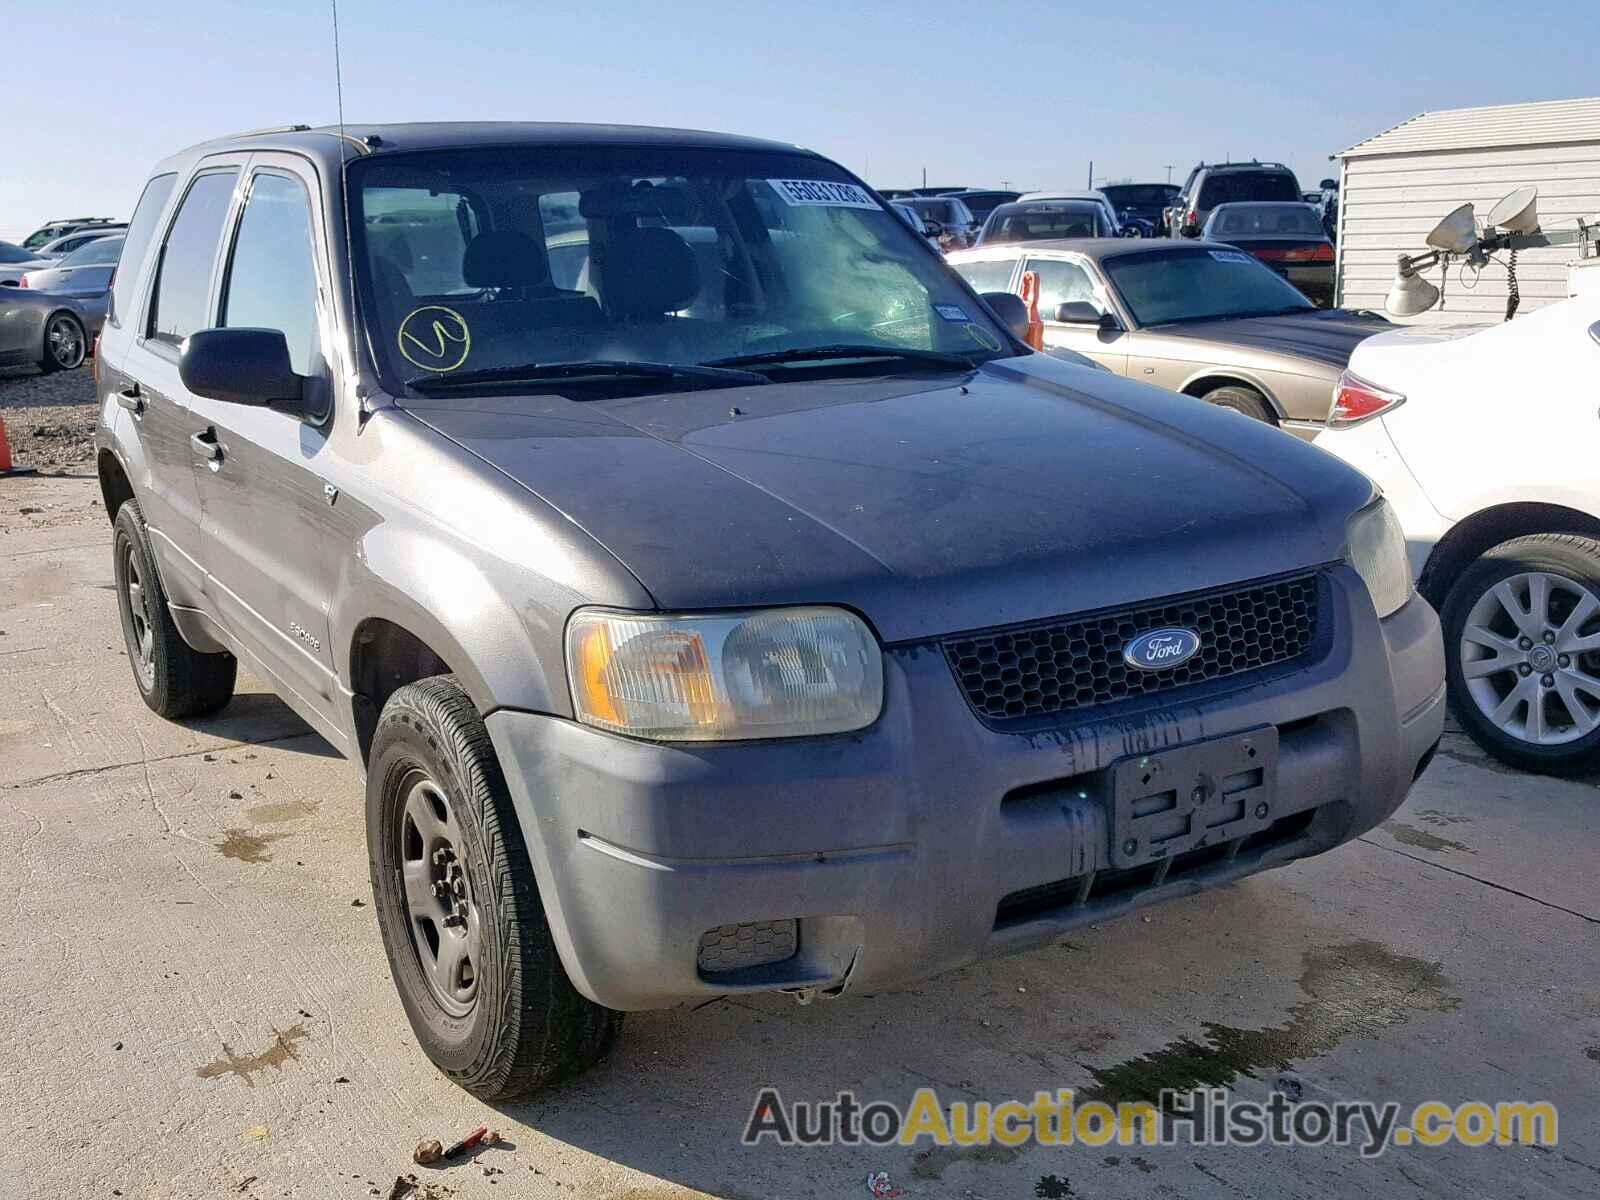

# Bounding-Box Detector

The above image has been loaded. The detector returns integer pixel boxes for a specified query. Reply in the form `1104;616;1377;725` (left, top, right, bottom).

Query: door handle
190;428;222;463
115;384;143;415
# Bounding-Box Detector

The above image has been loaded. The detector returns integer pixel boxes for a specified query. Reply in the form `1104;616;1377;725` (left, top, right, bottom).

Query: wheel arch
1419;502;1600;609
348;616;460;766
97;447;135;522
1179;371;1284;420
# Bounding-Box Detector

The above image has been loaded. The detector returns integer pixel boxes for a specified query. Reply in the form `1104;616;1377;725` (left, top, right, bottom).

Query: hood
405;357;1372;642
1157;309;1389;372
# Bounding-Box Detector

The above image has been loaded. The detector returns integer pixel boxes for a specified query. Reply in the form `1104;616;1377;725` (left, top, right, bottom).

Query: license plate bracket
1109;727;1279;869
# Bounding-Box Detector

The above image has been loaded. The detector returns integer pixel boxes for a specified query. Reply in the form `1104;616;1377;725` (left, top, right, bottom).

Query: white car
1315;285;1600;774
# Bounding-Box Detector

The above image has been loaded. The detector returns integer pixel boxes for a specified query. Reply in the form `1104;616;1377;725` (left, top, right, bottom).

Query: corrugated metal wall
1336;141;1600;324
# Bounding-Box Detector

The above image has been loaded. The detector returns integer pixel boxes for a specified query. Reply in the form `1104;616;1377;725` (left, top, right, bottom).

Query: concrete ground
2;472;1596;1200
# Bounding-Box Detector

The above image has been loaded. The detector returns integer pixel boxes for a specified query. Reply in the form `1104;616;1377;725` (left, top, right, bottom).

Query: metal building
1334;97;1600;323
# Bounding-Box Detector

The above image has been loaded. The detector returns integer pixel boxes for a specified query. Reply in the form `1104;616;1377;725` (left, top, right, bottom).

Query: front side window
1024;258;1099;314
351;146;1012;395
220;172;321;375
111;173;177;327
147;169;239;347
1103;248;1314;326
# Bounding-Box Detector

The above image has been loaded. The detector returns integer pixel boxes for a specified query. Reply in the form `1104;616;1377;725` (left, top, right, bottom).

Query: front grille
945;573;1320;722
697;920;798;974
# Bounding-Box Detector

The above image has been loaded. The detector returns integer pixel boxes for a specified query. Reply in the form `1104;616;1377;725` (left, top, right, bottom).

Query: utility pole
922;166;927;189
1165;164;1174;184
1087;160;1093;189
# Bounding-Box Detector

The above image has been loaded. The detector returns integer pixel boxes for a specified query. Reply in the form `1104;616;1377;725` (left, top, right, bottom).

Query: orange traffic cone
1018;270;1045;351
0;417;36;478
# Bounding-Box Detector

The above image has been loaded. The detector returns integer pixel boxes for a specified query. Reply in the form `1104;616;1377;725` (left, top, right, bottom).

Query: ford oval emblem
1123;627;1202;671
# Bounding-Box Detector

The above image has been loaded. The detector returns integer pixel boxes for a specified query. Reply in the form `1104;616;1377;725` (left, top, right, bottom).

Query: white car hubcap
1460;570;1600;745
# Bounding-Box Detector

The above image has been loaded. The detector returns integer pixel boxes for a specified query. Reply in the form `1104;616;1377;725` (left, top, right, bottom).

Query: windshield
982;205;1105;243
1101;185;1175;209
0;241;37;263
1102;247;1314;325
60;236;124;268
1210;205;1325;236
351;146;1010;394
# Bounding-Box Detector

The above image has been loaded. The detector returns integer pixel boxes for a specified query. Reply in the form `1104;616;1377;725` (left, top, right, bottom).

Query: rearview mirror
980;292;1029;342
180;328;310;414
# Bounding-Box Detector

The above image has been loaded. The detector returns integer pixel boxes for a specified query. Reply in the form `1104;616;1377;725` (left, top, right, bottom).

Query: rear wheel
40;312;86;372
367;676;622;1099
1441;534;1600;775
113;501;237;718
1201;384;1275;424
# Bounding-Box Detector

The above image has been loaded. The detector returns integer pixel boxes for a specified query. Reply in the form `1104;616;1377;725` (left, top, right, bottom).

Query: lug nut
1519;637;1533;650
1542;630;1556;644
1123;838;1138;856
1191;786;1207;804
1542;674;1555;687
430;881;447;899
1518;664;1532;676
1254;802;1270;819
1558;654;1571;668
442;913;465;929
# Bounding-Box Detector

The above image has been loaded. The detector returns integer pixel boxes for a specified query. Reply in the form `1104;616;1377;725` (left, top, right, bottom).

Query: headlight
1346;497;1412;619
566;607;884;741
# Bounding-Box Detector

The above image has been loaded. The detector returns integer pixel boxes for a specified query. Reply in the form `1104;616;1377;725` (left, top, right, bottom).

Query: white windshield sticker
768;179;879;209
934;304;969;322
1209;249;1251;263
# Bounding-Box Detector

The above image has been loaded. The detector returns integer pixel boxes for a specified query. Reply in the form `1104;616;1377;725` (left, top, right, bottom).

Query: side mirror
1054;301;1111;327
981;291;1030;342
180;328;309;414
1319;178;1337;191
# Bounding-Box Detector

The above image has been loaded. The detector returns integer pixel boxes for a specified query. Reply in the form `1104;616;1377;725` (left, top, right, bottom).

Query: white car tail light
1329;370;1405;428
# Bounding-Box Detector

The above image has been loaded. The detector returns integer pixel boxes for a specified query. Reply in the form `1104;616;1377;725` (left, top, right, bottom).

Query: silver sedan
0;287;94;372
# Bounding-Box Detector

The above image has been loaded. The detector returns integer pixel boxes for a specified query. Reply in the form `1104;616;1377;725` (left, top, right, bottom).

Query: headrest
606;227;699;318
463;230;550;289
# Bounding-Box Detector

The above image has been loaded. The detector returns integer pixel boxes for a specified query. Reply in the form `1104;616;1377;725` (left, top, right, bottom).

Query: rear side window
109;173;177;327
220;172;321;376
952;258;1017;294
1025;258;1098;313
147;170;239;347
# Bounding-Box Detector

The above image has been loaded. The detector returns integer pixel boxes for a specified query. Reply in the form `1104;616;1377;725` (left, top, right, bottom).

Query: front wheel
1201;384;1275;424
367;676;622;1099
1440;533;1600;775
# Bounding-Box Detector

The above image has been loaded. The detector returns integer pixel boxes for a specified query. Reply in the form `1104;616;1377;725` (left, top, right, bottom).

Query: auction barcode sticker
768;179;879;209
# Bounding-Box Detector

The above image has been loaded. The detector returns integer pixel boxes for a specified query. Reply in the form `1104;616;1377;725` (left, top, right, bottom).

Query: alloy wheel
120;539;156;688
1459;570;1600;745
398;773;482;1016
47;315;84;369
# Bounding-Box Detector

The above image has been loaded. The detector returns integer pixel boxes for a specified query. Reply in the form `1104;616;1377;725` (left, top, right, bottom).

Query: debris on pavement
444;1125;492;1158
412;1139;443;1166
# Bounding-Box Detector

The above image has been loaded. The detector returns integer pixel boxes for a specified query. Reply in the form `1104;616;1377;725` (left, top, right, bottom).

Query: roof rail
219;123;313;139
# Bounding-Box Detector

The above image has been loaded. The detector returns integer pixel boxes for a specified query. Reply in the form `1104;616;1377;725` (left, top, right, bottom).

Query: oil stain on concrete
243;798;318;825
912;1143;1022;1179
195;1023;309;1086
1414;809;1471;828
1383;820;1475;855
1080;941;1459;1107
216;827;288;864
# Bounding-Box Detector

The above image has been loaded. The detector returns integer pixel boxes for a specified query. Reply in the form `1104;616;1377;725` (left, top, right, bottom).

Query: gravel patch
0;364;97;472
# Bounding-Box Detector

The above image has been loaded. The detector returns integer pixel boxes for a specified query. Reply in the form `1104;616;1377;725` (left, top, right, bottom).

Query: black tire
1201;384;1276;424
367;676;622;1099
1440;533;1600;776
39;310;86;373
113;501;237;718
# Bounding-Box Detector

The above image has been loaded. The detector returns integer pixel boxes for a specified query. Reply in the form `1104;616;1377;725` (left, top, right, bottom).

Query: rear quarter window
109;172;177;328
147;170;240;347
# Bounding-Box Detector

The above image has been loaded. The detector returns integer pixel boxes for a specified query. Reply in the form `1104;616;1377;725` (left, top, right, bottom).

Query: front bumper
488;565;1444;1010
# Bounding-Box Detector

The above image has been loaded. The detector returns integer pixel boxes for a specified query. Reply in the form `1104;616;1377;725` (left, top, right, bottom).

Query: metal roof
1339;97;1600;159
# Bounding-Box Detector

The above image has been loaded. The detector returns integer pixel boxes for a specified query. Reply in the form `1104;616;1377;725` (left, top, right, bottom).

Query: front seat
461;230;601;329
601;227;700;322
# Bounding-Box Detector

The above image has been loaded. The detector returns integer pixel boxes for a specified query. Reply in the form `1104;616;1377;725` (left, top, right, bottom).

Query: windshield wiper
405;359;771;393
705;344;977;372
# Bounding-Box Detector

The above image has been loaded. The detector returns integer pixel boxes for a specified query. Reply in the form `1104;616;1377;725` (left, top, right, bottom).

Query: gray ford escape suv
95;122;1445;1100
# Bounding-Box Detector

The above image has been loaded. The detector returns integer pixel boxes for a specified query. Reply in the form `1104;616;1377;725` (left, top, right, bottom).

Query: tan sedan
948;238;1390;439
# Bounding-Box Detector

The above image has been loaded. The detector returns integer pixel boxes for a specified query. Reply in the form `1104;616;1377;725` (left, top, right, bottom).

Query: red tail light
1253;244;1334;263
1329;370;1405;427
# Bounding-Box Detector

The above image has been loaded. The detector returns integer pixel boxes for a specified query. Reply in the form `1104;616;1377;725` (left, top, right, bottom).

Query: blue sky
4;0;1595;239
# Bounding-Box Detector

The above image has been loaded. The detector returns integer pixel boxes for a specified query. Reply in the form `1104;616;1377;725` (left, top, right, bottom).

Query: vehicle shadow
182;689;342;760
487;881;1303;1198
